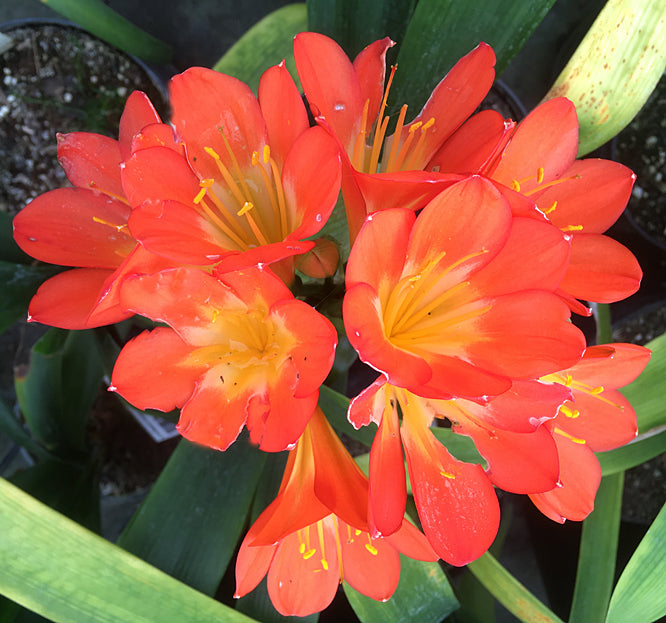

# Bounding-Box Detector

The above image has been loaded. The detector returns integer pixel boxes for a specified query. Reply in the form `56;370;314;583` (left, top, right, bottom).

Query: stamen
268;157;289;238
365;535;378;556
559;404;580;418
543;200;558;215
316;520;328;572
92;216;130;235
537;167;545;184
561;224;584;232
216;127;255;204
403;117;435;171
237;201;254;216
88;181;130;205
554;427;586;444
204;145;250;208
439;469;456;479
368;115;390;174
384;104;409;173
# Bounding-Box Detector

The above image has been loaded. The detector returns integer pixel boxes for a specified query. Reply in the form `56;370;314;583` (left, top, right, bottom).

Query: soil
0;22;169;217
615;71;666;249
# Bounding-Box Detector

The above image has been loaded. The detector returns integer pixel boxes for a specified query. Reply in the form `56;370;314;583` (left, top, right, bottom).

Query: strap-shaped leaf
40;0;171;63
344;554;459;623
544;0;666;156
0;262;61;335
14;329;103;455
0;477;255;622
213;4;307;92
306;0;417;58
569;473;624;623
606;502;666;623
598;429;666;476
118;436;266;596
391;0;555;116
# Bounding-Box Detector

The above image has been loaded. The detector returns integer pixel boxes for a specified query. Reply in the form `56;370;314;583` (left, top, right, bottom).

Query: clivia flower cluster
13;31;651;617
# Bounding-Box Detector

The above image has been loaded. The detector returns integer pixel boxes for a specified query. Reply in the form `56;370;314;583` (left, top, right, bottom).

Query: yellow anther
92;216;128;233
237;201;254;216
251;151;260;166
365;543;379;556
440;470;456;479
590;386;605;395
562;224;584;232
204;146;220;160
537;167;545;184
564;374;573;387
299;543;305;554
211;309;219;322
409;121;423;134
511;180;521;192
303;549;316;560
320;559;329;571
193;187;207;204
263;145;270;163
422;117;436;131
543;200;558;215
554;427;586;444
200;178;215;188
354;529;362;536
559;404;580;418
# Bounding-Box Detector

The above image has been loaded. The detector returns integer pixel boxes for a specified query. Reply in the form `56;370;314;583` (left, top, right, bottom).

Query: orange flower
294;33;495;241
121;64;342;279
430;97;642;313
110;267;337;452
235;407;437;616
12;92;169;328
343;175;590;563
530;343;651;522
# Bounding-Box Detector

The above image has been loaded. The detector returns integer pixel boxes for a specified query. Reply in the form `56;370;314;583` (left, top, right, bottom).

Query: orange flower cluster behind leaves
12;32;650;617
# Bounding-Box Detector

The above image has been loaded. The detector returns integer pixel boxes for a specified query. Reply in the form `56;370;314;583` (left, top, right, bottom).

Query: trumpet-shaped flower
110;267;337;452
430;97;642;312
235;407;437;616
12;92;169;329
530;343;650;522
121;64;342;278
294;33;495;241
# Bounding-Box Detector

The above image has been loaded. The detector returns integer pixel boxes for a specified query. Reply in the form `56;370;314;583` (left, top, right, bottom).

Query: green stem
467;551;565;623
593;302;612;345
41;0;171;64
569;472;624;623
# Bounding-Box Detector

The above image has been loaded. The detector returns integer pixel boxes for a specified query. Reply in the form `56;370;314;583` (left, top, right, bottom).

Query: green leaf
0;396;49;459
0;262;61;335
431;428;486;468
468;551;565;623
40;0;171;64
392;0;555;116
9;460;100;532
0;477;255;622
319;384;375;447
620;332;666;433
307;0;417;59
213;4;307;93
0;213;30;264
117;436;266;596
569;473;624;623
14;329;104;455
545;0;666;156
605;502;666;623
598;429;666;476
344;554;458;623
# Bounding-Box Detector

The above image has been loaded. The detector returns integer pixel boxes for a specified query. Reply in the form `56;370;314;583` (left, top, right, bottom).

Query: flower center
351;65;436;175
191;130;290;250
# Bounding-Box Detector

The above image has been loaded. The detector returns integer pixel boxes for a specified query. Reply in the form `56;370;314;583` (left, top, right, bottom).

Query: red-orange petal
282;126;342;241
569;343;651;389
404;42;496;168
352;37;394;125
529;430;601;523
534;159;635;233
111;327;203;412
27;268;129;329
57;132;124;198
118;90;161;160
368;397;406;537
169;67;267;177
258;61;310;165
13;188;133;268
234;536;276;598
492;98;579;192
401;408;500;565
559;234;642;303
294;32;365;155
384;518;439;562
347;375;386;429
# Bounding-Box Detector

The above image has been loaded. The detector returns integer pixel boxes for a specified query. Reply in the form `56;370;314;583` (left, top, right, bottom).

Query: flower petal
294;32;365;155
559;234;642;303
13;188;133;268
170;67;267;177
569;343;651;389
529;429;601;523
118;90;162;160
27;268;129;329
234;537;276;599
384;518;439;562
492;98;579;193
111;327;203;412
352;37;394;124
56;132;124;197
258;61;310;165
